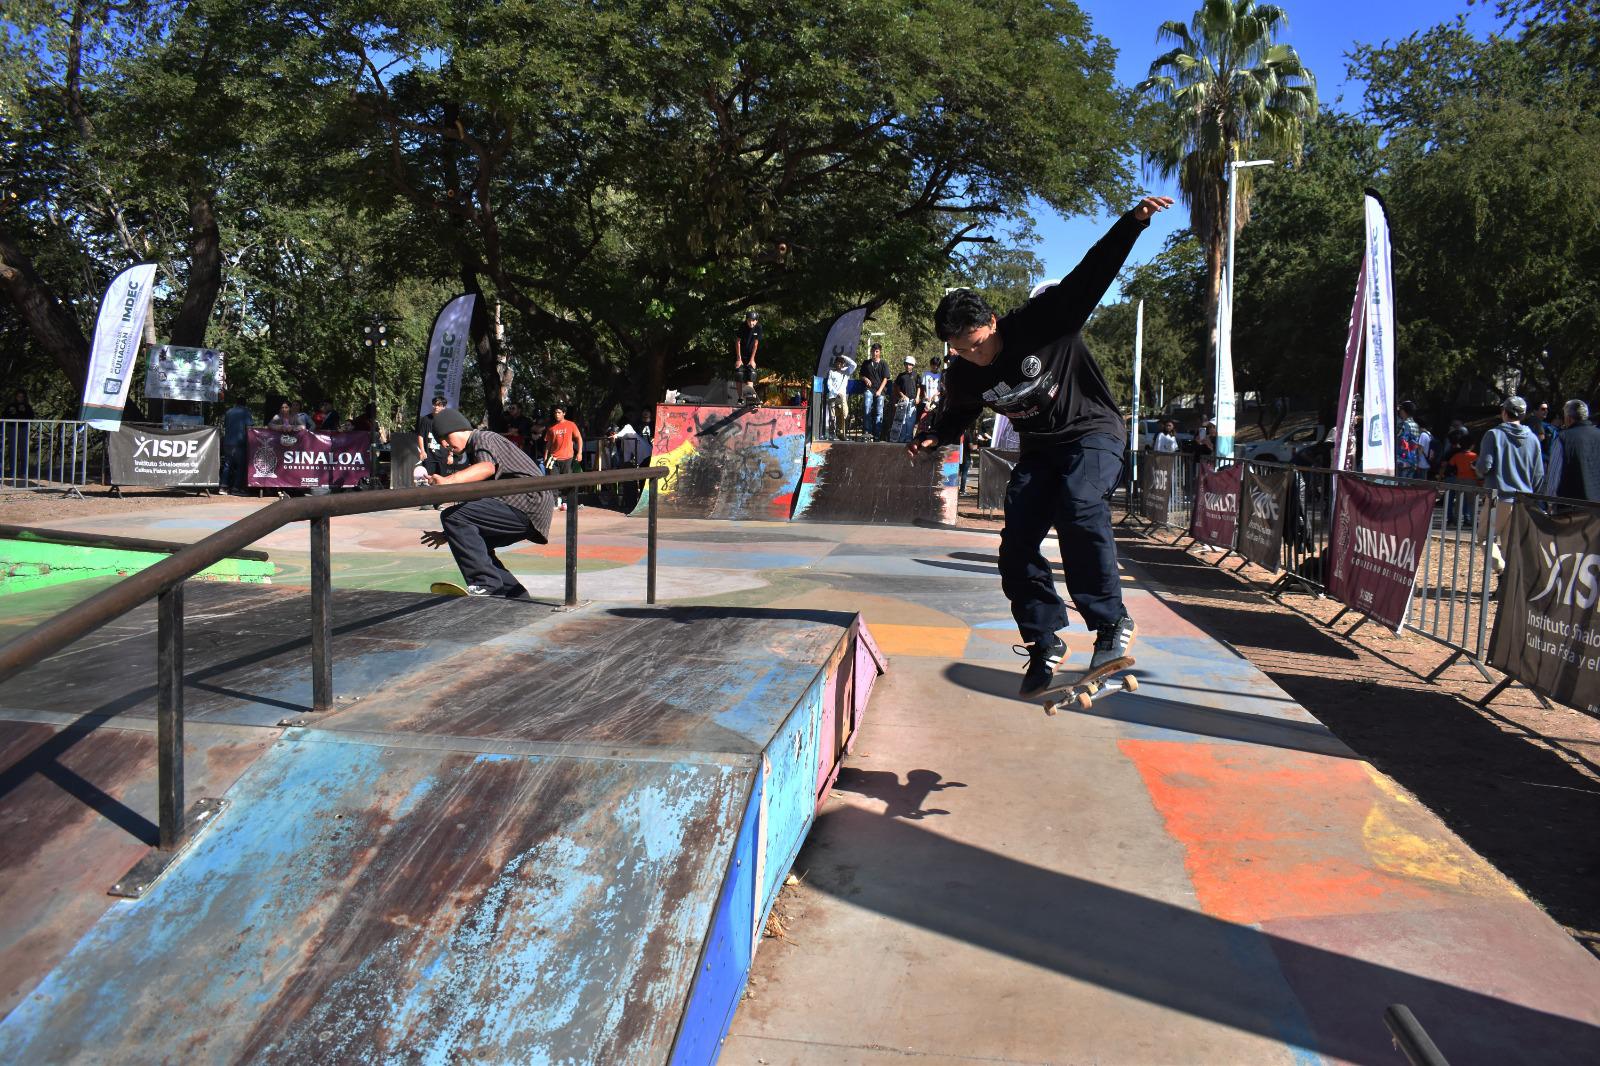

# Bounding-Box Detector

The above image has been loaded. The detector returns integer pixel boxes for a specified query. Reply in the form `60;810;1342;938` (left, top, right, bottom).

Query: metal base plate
108;797;228;899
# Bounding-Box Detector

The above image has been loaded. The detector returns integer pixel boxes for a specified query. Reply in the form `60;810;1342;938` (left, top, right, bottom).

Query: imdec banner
81;263;158;430
1239;464;1291;572
1488;501;1600;710
108;425;220;486
1190;460;1242;550
1326;476;1436;630
247;428;371;489
419;293;476;422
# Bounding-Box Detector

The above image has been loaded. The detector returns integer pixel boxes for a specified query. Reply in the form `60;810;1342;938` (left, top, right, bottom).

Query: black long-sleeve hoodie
929;211;1149;452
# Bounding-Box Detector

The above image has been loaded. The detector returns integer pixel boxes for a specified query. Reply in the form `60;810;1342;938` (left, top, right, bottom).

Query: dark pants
442;498;533;595
1000;438;1125;643
222;443;247;490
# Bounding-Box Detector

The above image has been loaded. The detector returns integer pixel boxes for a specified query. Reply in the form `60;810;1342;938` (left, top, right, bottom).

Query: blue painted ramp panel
0;732;750;1064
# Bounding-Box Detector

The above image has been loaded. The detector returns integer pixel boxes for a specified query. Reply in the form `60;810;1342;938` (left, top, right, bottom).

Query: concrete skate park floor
16;499;1600;1063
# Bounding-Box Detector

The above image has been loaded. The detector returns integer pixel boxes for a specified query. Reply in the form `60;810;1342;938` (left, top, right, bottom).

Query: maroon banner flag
247;428;371;489
1190;460;1242;549
1326;476;1437;630
1488;501;1600;710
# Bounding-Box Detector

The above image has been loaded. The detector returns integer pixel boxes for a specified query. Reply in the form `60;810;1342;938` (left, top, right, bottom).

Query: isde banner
108;425;221;487
1488;501;1600;710
1145;451;1177;528
1239;465;1291;572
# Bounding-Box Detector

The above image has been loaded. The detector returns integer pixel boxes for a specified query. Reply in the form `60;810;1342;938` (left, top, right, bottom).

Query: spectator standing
543;403;583;510
268;401;295;430
414;395;454;483
859;343;890;440
1437;426;1479;526
1527;401;1552;462
312;403;338;432
734;311;762;404
1153;419;1179;454
1396;401;1427;477
1194;422;1216;458
1475;396;1545;570
221;397;253;493
3;388;34;478
503;401;534;453
825;353;856;439
918;356;944;425
1542;400;1600;502
891;356;920;442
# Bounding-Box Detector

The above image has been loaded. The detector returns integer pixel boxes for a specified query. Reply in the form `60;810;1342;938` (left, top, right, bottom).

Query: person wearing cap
1475;396;1545;572
911;194;1174;697
891;356;920;443
734;311;762;404
859;342;890;440
418;408;555;597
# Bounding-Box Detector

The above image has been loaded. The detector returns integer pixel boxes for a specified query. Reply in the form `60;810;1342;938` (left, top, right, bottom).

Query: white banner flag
419;293;476;421
1332;257;1367;475
80;263;158;430
1361;193;1396;476
1130;299;1143;473
812;306;868;388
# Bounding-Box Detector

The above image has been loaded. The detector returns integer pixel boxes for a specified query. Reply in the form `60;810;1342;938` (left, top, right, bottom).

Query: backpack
1397;419;1425;470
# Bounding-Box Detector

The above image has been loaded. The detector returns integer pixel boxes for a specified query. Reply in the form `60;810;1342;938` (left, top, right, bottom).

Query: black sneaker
1015;633;1068;698
1090;614;1136;671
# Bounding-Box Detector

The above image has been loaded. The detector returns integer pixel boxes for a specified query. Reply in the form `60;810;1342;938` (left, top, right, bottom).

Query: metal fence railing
1;420;98;496
1123;449;1600;712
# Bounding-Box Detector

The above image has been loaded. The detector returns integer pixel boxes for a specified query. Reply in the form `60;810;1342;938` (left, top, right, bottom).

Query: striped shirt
466;430;554;542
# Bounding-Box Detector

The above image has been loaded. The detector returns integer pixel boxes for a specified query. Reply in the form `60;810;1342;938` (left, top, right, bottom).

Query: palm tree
1137;0;1317;417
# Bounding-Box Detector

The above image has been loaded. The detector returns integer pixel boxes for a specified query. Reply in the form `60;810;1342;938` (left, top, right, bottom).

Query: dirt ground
1;485;247;526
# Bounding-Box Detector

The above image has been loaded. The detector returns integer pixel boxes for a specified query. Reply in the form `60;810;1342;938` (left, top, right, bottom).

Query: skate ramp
0;585;885;1063
633;404;807;521
790;440;961;525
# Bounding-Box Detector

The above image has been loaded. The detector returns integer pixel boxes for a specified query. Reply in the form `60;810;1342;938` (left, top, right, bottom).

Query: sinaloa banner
145;345;224;402
1239;465;1290;572
1190;460;1241;549
248;428;371;489
1488;502;1600;710
108;425;220;487
1326;476;1436;630
1145;452;1177;527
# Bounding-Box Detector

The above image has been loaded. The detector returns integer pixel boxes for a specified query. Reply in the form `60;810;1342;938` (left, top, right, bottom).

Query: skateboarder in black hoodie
909;195;1173;697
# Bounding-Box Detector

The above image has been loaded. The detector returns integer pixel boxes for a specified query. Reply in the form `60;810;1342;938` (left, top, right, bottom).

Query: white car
1239;424;1327;463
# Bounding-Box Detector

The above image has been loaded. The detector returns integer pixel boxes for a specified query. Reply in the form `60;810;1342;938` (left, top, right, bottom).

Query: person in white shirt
1154;418;1179;454
918;356;943;421
825;353;856;439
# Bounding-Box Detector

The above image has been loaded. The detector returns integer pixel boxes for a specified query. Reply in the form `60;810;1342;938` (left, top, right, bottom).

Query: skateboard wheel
1123;675;1138;693
1075;691;1093;710
1043;701;1059;717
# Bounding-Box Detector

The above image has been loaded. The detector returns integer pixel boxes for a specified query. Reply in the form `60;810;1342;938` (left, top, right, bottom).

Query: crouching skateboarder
418;408;555;598
909;195;1174;698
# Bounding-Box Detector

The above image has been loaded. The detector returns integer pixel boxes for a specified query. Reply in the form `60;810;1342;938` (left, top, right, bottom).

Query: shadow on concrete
801;804;1600;1064
941;662;1360;759
832;767;966;819
0;717;159;843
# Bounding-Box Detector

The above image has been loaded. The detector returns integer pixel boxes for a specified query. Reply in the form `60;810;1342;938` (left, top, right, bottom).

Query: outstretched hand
1132;195;1175;222
420;529;447;549
905;433;940;460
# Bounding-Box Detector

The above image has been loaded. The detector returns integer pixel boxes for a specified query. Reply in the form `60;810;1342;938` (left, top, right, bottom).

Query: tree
1136;0;1317;416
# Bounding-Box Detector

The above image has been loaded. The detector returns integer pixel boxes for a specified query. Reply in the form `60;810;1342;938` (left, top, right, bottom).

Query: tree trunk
1202;231;1223;421
463;273;505;430
0;225;91;396
168;190;222;348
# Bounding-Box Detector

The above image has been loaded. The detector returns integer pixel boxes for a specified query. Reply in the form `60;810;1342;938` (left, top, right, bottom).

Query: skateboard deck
429;581;469;596
1034;656;1137;716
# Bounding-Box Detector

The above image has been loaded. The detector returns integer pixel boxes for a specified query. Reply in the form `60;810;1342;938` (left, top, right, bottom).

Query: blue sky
1029;0;1495;291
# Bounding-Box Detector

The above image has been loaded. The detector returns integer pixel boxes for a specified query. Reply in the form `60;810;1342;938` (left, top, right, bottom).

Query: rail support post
157;581;185;850
564;489;580;608
647;476;659;604
310;516;333;712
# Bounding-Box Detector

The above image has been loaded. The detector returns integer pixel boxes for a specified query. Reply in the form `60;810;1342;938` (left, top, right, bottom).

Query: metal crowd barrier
0;465;667;895
1124;449;1600;708
0;419;96;496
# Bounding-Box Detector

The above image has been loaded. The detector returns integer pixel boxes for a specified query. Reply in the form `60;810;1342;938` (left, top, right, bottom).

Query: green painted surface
0;541;275;596
269;551;626;591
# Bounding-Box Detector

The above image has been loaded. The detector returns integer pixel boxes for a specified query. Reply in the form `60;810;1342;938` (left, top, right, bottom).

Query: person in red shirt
543;404;584;511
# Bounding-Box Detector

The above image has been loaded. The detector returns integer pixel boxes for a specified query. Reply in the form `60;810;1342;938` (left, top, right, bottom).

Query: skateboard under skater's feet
1033;656;1137;716
430;581;469;596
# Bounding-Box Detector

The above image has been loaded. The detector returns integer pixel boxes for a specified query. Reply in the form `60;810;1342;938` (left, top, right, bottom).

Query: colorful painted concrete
0;535;274;595
5;498;1600;1063
790;440;961;525
633;404;808;521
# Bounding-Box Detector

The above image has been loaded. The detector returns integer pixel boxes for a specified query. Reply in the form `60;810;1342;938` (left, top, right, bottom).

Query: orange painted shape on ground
870;624;969;659
1120;739;1518;925
518;543;647;564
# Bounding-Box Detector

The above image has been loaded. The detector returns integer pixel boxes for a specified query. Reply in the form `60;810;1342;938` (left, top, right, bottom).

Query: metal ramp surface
632;404;808;521
790;440;961;525
0;584;884;1063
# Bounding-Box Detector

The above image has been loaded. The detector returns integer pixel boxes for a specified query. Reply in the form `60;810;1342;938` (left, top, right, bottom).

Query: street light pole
1217;157;1275;458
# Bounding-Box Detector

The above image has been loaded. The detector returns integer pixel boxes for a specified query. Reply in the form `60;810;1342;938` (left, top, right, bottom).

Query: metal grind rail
0;466;666;883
